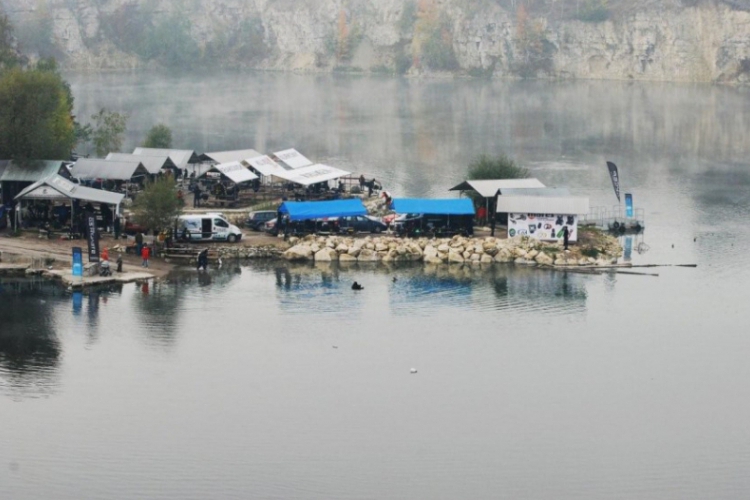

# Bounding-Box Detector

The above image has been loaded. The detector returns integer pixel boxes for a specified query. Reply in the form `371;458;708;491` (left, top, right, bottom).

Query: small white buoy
410;368;418;374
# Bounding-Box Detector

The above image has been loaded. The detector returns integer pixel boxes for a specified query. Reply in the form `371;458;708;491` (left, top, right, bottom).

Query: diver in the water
351;281;364;290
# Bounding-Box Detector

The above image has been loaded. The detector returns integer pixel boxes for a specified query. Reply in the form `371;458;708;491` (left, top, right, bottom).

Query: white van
178;214;243;243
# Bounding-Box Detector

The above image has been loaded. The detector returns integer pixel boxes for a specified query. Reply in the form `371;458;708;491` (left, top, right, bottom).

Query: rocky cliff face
2;0;749;83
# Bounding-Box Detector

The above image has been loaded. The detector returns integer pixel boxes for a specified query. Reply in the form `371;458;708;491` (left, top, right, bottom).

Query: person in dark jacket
113;216;121;240
197;248;209;271
563;225;570;250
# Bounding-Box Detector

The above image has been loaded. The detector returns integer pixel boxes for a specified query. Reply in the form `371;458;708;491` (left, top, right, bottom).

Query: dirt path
0;233;174;277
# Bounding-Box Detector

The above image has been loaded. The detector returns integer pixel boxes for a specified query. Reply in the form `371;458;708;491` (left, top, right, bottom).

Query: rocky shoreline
277;232;622;267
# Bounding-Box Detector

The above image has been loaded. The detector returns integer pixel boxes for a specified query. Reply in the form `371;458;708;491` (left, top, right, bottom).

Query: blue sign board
72;246;83;277
625;193;634;219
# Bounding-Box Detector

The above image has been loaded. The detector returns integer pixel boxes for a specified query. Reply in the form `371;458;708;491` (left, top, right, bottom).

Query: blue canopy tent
391;198;475;215
391;198;475;237
278;199;367;221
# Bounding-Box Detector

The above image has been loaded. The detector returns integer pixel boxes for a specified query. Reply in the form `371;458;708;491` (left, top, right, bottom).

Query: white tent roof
246;155;287;177
273;148;313;169
450;178;546;198
210;162;259;184
495;194;590;215
272;164;351;186
15;175;125;205
106;153;173;174
133;148;196;168
203;149;262;165
71;158;149;181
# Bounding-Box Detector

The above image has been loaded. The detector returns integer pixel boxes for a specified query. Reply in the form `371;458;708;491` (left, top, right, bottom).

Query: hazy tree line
0;12;172;163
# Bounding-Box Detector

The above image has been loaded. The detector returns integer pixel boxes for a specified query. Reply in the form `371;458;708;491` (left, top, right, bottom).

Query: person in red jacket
141;245;150;268
477;205;487;225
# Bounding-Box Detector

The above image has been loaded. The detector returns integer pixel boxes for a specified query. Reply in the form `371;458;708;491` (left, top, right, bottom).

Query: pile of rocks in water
281;234;622;266
215;245;284;260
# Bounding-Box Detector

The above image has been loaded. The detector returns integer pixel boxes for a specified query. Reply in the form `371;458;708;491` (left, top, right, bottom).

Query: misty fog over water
1;72;750;500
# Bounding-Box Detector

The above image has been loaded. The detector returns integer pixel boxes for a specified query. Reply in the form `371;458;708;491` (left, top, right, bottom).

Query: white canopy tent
14;175;125;230
71;158;150;181
246;155;287;178
272;164;351;187
273;149;313;169
205;162;259;184
203;149;262;165
106;153;175;175
449;178;546;197
132;148;197;170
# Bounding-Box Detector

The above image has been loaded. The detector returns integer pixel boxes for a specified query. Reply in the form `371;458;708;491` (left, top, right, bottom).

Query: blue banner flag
625;193;633;218
72;247;83;277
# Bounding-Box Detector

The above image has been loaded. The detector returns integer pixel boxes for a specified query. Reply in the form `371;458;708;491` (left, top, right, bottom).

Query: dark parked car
336;215;387;234
393;213;473;237
246;210;277;231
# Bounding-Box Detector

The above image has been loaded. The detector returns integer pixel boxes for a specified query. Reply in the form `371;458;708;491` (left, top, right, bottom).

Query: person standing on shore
197;248;208;271
113;216;121;240
563;225;570;251
135;231;144;255
141;245;150;268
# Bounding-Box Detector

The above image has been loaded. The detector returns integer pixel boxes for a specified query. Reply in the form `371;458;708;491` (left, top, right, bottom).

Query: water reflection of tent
389;274;473;314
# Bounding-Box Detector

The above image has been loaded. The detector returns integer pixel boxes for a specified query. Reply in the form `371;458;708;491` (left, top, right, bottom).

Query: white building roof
15;175;125;205
450;178;546;198
272;164;351;186
273;148;313;169
203;149;262;165
495;194;590;215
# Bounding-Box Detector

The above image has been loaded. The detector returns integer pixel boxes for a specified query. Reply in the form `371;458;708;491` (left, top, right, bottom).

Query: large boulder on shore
424;254;444;264
357;249;381;261
448;249;465;263
314;247;338;261
535;252;554;266
339;253;357;262
284;244;314;261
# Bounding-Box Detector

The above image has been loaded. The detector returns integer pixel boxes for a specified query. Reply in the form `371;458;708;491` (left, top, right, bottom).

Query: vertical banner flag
606;161;621;202
625;193;634;218
85;212;100;263
72;246;83;277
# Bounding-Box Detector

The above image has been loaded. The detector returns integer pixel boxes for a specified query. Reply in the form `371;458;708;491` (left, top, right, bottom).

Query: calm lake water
2;73;750;499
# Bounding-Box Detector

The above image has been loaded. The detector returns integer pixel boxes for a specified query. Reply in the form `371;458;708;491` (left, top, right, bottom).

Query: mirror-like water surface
1;73;749;500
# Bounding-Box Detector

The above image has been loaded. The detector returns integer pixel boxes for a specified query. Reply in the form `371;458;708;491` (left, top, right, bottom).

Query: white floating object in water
410;368;418;374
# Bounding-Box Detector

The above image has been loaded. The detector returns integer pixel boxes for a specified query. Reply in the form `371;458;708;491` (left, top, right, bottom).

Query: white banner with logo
508;213;578;242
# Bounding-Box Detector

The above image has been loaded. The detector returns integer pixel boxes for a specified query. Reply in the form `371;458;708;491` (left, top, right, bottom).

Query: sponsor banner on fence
85;212;100;263
508;213;578;242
